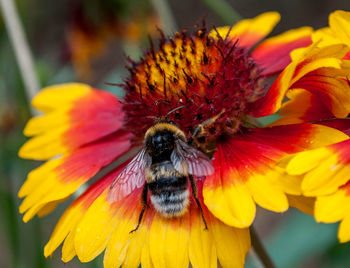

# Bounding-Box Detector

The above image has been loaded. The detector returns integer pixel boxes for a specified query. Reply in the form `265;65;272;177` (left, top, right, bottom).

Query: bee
107;109;222;232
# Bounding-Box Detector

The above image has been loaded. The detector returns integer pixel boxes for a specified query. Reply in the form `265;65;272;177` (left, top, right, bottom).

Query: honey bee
107;109;222;232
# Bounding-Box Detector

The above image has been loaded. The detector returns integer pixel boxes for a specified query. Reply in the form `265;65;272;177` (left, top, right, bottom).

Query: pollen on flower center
122;27;266;148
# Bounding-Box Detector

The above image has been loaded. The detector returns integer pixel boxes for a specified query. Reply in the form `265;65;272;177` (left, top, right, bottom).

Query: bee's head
144;105;187;157
146;128;175;156
144;121;186;157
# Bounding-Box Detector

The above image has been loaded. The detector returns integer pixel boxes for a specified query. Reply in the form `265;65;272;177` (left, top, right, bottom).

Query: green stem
0;189;20;268
250;226;276;268
0;0;40;115
200;0;241;24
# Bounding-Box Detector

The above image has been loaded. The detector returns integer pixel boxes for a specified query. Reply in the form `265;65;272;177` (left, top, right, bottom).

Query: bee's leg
189;175;208;230
130;184;148;233
188;109;225;145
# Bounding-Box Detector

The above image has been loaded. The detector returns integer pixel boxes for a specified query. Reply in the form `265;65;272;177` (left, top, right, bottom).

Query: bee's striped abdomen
147;162;190;217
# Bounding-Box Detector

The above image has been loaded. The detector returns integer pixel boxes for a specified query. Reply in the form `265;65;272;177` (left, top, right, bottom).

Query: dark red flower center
121;28;266;151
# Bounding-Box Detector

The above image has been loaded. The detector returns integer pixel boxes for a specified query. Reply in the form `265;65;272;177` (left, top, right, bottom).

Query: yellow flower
313;10;350;52
282;10;350;244
287;138;350;243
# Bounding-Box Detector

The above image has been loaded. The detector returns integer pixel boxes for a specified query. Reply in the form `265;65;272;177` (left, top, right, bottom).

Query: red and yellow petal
287;138;350;196
29;83;90;113
312;27;338;46
204;123;348;228
314;185;350;223
20;83;124;160
270;89;334;125
287;195;315;215
313;10;350;47
19;133;131;222
43;166;122;257
316;119;350;137
338;215;350;243
209;215;250;268
245;169;289;212
305;127;350;243
75;190;121;262
252;27;312;76
250;43;350;117
102;188;148;268
210;12;280;48
149;213;190;268
204;175;256;228
329;10;350;45
18;83;130;222
291;66;350;118
120;212;151;268
46;174;250;268
313;182;350;242
189;206;217;268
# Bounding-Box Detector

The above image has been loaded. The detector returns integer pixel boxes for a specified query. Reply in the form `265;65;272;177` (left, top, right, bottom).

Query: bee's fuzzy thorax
144;122;186;141
145;160;183;182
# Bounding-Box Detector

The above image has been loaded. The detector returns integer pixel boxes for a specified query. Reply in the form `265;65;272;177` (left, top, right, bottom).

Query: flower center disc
122;27;266;149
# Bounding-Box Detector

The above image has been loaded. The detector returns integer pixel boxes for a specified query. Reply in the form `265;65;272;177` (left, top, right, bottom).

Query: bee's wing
171;139;214;177
107;147;151;203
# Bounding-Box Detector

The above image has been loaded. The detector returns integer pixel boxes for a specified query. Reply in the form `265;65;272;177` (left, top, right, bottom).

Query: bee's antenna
165;105;186;118
144;115;157;120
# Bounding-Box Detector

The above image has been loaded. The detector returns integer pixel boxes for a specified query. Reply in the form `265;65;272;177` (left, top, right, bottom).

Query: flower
287;131;350;243
66;0;160;80
19;12;350;267
19;84;251;267
277;10;350;244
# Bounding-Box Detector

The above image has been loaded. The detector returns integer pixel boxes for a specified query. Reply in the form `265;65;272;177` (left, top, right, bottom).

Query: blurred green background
0;0;350;267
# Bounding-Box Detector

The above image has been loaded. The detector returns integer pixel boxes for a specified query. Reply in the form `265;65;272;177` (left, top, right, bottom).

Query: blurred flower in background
65;0;160;80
